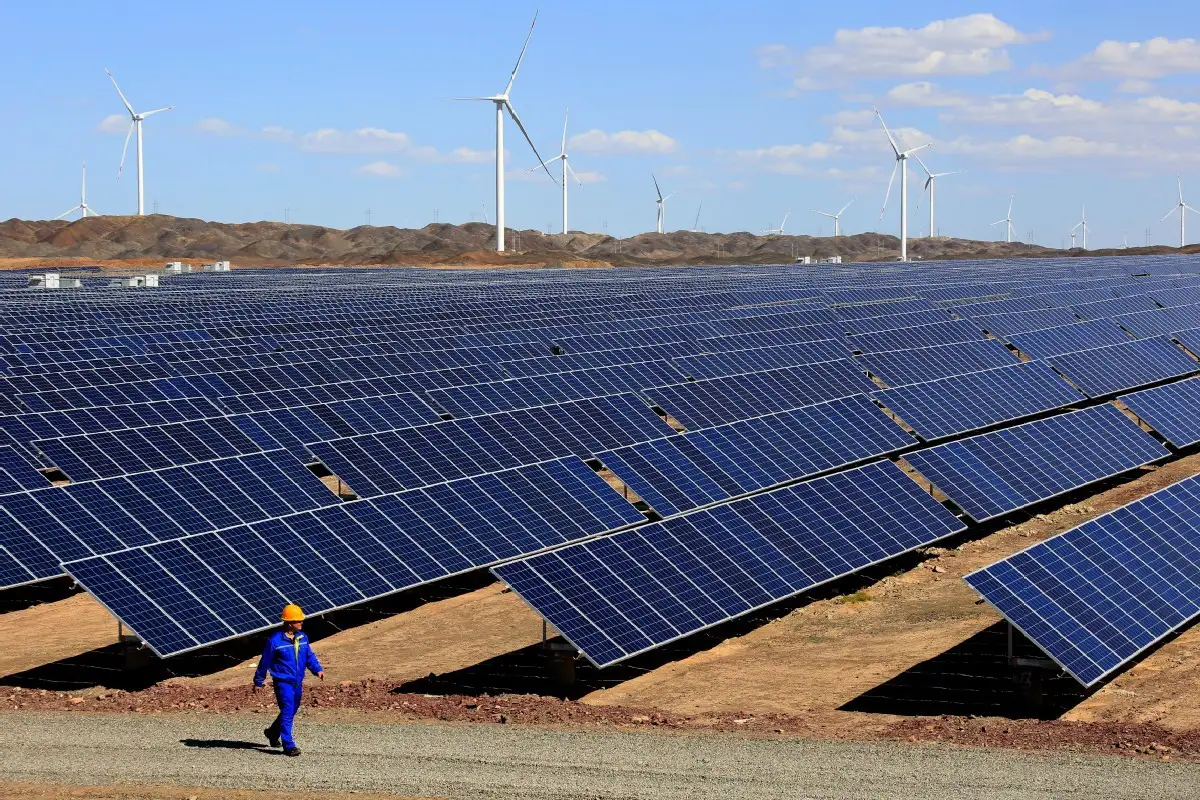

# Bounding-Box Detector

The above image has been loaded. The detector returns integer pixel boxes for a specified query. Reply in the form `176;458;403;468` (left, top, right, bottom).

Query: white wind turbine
457;13;557;252
653;174;674;234
763;210;791;235
692;202;703;232
913;154;963;238
106;69;173;216
529;107;583;234
56;162;100;220
1162;177;1197;248
991;196;1016;243
1071;205;1089;249
875;106;931;262
811;198;854;237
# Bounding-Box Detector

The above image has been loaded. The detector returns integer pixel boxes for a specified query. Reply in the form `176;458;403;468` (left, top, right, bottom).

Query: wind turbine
528;107;583;234
692;202;703;233
55;162;100;220
913;155;963;238
991;196;1016;243
105;69;173;216
1162;176;1197;248
875;106;931;261
763;210;790;236
653;174;674;234
456;13;556;252
1071;206;1089;249
811;198;854;237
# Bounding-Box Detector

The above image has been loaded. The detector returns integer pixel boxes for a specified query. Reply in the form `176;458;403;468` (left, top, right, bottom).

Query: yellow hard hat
280;604;305;622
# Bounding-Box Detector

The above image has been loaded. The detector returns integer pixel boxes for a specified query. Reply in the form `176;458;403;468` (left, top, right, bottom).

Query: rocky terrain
3;214;1189;268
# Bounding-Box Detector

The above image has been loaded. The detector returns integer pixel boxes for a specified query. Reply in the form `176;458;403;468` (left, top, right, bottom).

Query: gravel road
1;712;1197;800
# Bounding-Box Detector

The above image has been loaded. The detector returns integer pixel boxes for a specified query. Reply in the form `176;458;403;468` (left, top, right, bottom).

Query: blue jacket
254;630;323;687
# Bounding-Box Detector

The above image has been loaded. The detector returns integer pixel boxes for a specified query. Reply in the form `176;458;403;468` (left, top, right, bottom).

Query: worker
253;604;325;756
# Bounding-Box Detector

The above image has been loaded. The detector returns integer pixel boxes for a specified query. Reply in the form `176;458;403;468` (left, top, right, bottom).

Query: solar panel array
0;257;1190;680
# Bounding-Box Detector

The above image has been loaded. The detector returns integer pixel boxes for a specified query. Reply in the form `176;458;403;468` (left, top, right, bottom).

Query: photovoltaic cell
1119;378;1200;447
1007;321;1132;360
854;339;1018;387
1046;338;1198;397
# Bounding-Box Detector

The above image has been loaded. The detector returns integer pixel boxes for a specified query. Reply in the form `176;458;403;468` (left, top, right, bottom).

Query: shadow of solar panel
1047;338;1199;397
1119;378;1200;447
643;361;877;430
1007;321;1132;360
63;456;643;657
672;341;850;380
854;339;1018;388
873;362;1083;440
598;394;914;516
904;404;1167;522
965;472;1200;686
493;460;965;668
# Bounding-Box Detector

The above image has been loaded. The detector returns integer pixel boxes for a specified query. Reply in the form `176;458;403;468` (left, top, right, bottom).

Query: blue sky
3;2;1199;247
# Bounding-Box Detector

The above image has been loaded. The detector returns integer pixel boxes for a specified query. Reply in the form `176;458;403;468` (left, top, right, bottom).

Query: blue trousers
267;681;302;748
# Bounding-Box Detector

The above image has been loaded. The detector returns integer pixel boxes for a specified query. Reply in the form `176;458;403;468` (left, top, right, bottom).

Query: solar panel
643;361;877;430
1007;320;1132;359
0;446;52;493
1047;338;1199;397
1116;304;1200;337
849;320;986;354
598;394;914;516
965;308;1082;338
904;404;1167;522
965;472;1200;686
672;341;850;380
700;324;848;352
841;309;954;335
1119;378;1200;447
854;339;1018;387
493;460;965;668
872;362;1083;440
63;456;644;657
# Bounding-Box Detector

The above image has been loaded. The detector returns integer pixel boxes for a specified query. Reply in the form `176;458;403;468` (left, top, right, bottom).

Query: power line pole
284;207;290;224
366;208;372;226
434;208;439;224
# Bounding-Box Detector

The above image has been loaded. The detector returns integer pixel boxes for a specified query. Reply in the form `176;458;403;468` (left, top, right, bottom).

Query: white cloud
1116;79;1155;94
443;146;493;164
568;129;677;155
355;160;407;178
939;88;1106;126
97;114;128;134
763;14;1046;86
729;142;840;175
884;82;970;107
196;117;237;136
255;163;281;173
940;133;1192;164
297;127;415;154
572;170;606;184
1061;37;1200;80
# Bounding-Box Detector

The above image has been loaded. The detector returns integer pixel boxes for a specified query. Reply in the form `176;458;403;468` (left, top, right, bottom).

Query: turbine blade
902;143;933;157
991;219;1006;226
872;105;901;157
561;107;569;156
55;206;81;220
140;106;174;117
452;97;497;101
1180;176;1185;204
812;210;835;219
117;121;134;180
1162;207;1179;222
913;152;932;177
653;174;663;201
105;68;135;116
525;157;558;175
504;11;538;96
506;102;557;184
880;162;898;218
838;197;855;216
566;161;584;188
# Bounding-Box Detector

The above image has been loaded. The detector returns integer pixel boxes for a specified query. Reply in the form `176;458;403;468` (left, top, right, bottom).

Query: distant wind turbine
763;210;790;236
105;68;173;217
692;202;703;233
875;106;931;262
56;162;99;220
1071;206;1089;249
529;107;584;234
913;154;963;238
456;13;556;252
991;196;1016;243
653;174;674;234
811;198;854;237
1162;177;1197;248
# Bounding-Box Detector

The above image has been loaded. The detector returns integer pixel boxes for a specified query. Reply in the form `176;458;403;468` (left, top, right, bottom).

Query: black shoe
264;727;280;748
283;746;301;757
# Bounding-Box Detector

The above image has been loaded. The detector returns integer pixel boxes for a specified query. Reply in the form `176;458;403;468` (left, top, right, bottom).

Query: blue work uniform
254;629;323;749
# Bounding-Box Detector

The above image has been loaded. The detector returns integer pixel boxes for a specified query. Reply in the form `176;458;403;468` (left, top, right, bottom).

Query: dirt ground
3;454;1200;764
0;784;433;800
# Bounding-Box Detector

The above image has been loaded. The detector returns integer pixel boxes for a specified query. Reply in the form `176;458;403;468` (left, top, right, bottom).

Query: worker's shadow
180;738;274;753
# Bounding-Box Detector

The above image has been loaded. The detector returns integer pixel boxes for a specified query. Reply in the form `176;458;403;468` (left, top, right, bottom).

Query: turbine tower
913;154;963;238
875;106;931;262
653;175;674;234
1162;177;1196;248
1071;206;1089;249
991;196;1016;243
56;162;100;220
106;69;173;216
529;107;583;234
457;13;556;252
811;198;854;237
